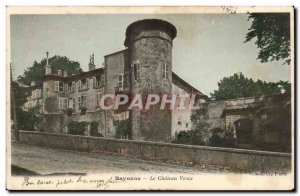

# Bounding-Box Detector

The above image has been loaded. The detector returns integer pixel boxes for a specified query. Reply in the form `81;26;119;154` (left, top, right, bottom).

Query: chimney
45;51;51;75
58;69;62;76
63;70;68;77
88;54;96;71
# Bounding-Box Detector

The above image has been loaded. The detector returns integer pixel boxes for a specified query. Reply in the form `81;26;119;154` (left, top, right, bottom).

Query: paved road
11;143;221;175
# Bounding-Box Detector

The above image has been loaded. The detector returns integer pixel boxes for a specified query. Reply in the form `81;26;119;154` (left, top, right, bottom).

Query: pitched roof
172;72;208;100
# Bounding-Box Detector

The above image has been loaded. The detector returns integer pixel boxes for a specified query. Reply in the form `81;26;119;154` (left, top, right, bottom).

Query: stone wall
13;131;291;173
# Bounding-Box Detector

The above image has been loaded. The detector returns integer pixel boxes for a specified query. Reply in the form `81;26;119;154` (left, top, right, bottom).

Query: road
11;143;222;176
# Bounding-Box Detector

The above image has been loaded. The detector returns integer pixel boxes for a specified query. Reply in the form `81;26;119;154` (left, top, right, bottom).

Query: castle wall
171;82;193;140
104;50;129;138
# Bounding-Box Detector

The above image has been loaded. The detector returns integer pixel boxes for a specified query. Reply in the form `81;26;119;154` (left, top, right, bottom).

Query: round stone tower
124;19;177;142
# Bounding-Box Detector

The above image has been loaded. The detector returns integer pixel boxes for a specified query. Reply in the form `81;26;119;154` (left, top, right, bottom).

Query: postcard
6;6;294;191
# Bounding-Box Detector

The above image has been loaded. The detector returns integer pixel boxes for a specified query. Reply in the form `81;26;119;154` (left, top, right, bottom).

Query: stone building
24;19;208;142
202;94;291;152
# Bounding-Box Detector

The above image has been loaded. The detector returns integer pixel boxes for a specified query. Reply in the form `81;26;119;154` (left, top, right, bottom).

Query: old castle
23;19;291;152
24;19;208;142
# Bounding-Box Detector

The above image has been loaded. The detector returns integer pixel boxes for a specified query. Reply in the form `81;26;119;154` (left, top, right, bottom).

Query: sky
10;14;291;95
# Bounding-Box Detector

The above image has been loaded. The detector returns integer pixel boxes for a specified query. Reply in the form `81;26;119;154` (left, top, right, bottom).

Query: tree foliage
210;73;291;100
68;121;87;135
173;108;210;145
90;121;103;137
114;119;130;139
17;55;82;85
245;13;291;65
12;81;43;131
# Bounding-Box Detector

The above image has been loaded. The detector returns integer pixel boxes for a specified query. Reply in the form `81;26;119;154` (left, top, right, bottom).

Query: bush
209;133;226;147
17;106;43;131
173;130;205;145
173;131;194;144
114;119;129;139
68;121;87;135
90;121;103;137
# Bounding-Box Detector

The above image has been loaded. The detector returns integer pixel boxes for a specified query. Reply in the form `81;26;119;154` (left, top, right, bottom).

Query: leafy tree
12;81;42;131
17;106;43;131
18;55;83;85
245;13;291;65
190;107;210;145
210;73;291;100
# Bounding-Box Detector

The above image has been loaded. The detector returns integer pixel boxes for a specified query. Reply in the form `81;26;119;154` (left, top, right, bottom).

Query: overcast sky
10;14;291;95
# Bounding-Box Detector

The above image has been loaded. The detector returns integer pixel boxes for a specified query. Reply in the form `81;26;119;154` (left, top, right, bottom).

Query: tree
190;107;210;145
210;73;291;100
173;107;210;145
18;55;83;85
114;119;130;139
12;81;43;131
12;55;83;131
245;13;291;65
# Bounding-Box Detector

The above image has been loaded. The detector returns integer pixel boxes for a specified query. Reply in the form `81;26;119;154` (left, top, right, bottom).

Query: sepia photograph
6;6;294;190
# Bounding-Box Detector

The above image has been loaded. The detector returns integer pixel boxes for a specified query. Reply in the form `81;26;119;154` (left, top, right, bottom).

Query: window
118;74;124;88
55;81;64;92
77;80;82;91
58;98;68;110
63;98;68;109
68;82;72;92
86;78;89;89
178;117;182;126
59;82;64;92
82;95;87;107
71;82;75;92
41;101;44;113
68;98;73;108
96;91;102;107
72;97;76;109
92;77;96;88
101;75;105;86
32;90;36;99
55;81;59;91
133;62;140;80
162;62;168;79
78;96;81;108
36;89;40;98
